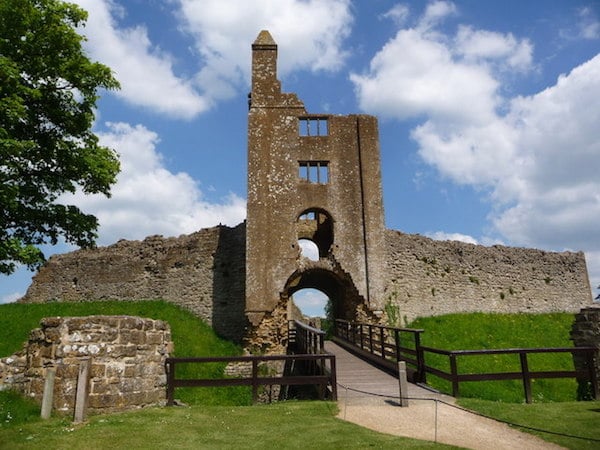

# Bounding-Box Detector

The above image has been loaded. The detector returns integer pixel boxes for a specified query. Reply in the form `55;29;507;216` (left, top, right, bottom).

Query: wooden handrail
332;319;598;403
165;353;337;405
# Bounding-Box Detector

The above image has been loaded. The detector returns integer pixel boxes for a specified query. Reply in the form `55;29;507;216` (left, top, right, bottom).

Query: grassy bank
407;313;580;402
0;397;455;449
458;398;600;450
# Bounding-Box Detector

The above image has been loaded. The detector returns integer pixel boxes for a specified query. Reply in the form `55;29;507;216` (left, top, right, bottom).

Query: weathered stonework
246;30;387;346
18;224;592;344
21;224;246;342
570;306;600;398
385;231;592;324
0;316;172;414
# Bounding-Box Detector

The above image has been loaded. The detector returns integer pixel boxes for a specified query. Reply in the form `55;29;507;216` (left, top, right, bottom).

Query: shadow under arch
283;266;364;322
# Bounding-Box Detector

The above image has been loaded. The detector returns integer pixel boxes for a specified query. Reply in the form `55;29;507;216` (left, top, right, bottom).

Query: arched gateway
245;31;387;352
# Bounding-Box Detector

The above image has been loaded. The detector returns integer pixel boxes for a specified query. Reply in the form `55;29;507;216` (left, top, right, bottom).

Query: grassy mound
0;300;251;405
408;312;579;402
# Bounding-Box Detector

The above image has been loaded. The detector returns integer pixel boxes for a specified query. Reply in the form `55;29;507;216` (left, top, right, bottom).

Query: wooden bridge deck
325;341;445;404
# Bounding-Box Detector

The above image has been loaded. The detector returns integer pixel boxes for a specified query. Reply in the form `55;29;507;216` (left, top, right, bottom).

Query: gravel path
326;341;563;449
338;398;563;449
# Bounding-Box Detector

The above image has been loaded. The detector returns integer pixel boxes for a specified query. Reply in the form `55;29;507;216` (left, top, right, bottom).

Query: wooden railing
165;354;337;405
332;319;426;382
332;319;598;403
421;346;598;403
289;320;326;354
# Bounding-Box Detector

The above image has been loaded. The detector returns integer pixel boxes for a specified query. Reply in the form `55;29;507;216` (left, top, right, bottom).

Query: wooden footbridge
165;319;596;405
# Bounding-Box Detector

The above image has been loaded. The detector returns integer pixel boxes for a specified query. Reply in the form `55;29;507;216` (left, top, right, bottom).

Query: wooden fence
421;346;598;402
333;319;598;403
165;353;337;405
332;319;426;382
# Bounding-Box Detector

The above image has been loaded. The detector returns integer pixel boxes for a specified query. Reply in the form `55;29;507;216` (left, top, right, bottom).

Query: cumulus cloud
176;0;353;103
73;0;208;118
351;2;600;297
71;1;352;115
60;122;246;245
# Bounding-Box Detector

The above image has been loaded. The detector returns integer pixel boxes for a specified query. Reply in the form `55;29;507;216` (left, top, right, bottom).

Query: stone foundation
0;315;172;414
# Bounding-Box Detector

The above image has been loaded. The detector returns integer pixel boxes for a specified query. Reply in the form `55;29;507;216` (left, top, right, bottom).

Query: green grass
0;399;457;449
0;300;251;405
458;398;600;450
407;313;580;402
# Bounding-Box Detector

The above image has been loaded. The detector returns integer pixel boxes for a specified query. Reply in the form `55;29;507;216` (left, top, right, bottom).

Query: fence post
41;367;56;419
359;324;364;349
394;329;401;362
369;324;374;354
450;353;459;397
73;357;91;423
165;359;175;406
380;327;385;358
588;349;599;400
398;361;409;407
519;352;532;404
330;355;338;401
415;332;426;383
252;359;259;403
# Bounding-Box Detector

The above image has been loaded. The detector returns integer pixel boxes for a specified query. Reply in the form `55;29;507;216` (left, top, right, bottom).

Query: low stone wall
570;306;600;399
0;315;172;414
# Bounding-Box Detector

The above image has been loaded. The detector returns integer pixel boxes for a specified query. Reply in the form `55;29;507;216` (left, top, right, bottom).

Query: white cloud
60;122;246;245
350;28;500;124
427;232;478;245
578;7;600;40
351;2;600;299
73;0;208;118
1;292;22;304
455;26;533;72
293;288;328;317
299;239;320;261
420;0;457;31
381;4;410;26
176;0;353;103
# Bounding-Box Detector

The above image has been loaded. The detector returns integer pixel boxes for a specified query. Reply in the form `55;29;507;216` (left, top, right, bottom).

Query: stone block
91;363;106;378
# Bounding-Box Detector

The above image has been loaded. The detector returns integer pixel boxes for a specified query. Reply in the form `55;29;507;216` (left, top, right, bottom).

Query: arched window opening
291;288;329;319
298;239;319;261
297;209;333;258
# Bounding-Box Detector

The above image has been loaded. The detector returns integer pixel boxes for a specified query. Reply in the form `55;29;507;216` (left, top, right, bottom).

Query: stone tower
245;31;387;351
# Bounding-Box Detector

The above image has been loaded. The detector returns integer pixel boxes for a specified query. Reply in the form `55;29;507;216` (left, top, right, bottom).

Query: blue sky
2;0;599;317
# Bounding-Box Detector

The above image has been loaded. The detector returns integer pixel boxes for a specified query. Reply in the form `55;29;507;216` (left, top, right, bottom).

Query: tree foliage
0;0;120;274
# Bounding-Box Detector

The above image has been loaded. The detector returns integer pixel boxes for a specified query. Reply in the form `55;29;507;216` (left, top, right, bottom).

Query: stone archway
283;265;365;323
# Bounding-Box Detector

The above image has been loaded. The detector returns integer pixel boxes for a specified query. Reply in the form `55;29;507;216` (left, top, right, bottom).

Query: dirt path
327;341;563;449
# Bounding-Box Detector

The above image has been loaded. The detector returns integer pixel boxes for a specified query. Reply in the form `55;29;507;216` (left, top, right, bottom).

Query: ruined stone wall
18;223;593;341
384;230;592;324
20;224;246;342
0;316;172;413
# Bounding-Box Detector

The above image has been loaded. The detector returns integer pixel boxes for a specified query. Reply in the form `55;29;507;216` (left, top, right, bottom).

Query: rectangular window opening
299;161;329;184
299;117;328;136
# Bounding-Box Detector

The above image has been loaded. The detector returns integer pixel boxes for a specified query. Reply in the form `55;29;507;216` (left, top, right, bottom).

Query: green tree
0;0;120;274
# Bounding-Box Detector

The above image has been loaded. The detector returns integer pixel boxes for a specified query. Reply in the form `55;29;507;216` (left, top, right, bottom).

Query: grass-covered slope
0;300;251;405
407;313;579;402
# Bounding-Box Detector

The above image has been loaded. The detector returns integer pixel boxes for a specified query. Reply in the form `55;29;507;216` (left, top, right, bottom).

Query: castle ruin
18;31;593;351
